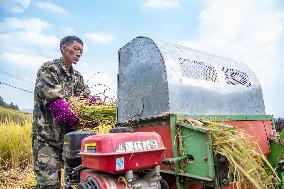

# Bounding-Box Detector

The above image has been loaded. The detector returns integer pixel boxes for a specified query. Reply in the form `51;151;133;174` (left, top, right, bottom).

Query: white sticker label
116;157;124;171
116;139;159;153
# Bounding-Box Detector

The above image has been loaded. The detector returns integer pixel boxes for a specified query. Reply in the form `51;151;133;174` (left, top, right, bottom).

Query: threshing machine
63;36;284;189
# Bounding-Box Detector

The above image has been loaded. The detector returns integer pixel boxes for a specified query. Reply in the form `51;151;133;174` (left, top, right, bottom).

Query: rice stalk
0;107;32;125
67;97;116;133
0;120;32;169
184;120;279;189
0;117;33;188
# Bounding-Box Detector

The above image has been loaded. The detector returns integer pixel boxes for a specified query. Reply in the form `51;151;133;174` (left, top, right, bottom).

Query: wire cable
0;68;34;85
0;81;34;94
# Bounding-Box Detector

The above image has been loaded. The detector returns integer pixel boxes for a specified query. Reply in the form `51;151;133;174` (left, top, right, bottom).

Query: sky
0;0;283;117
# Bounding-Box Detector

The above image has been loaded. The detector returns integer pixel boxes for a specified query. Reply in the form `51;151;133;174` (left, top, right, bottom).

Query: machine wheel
160;178;169;189
64;183;72;189
77;176;101;189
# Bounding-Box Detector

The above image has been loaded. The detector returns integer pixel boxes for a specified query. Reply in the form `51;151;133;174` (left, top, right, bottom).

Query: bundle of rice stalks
184;119;280;189
68;97;116;134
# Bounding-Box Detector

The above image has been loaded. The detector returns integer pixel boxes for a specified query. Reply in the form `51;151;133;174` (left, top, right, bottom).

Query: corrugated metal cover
117;36;265;123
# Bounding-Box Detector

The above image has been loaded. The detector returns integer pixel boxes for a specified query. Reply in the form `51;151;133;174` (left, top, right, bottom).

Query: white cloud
0;51;46;68
85;33;114;44
85;71;117;100
62;26;75;35
0;17;49;32
0;17;60;67
0;0;31;13
183;0;284;116
196;0;283;46
36;2;68;14
184;0;284;74
142;0;181;10
76;59;117;102
0;16;60;109
0;31;59;53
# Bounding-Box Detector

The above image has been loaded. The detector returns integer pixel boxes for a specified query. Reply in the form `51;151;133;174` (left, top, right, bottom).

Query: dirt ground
0;165;35;189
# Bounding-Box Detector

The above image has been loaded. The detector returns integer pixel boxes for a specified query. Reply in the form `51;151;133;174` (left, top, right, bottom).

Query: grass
0;107;32;125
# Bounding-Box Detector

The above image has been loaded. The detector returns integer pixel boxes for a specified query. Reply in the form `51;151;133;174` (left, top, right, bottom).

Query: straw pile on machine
183;119;280;189
67;96;116;134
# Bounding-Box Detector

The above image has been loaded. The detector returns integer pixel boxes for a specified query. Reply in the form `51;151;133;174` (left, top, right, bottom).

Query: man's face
61;40;83;64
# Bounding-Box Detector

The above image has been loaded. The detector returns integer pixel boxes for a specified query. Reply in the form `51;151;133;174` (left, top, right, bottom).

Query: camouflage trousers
32;138;63;189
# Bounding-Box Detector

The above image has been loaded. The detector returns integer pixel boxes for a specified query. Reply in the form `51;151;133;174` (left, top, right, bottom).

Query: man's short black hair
60;36;83;53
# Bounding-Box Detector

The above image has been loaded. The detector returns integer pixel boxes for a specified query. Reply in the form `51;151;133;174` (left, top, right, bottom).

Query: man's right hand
48;98;79;127
88;95;102;104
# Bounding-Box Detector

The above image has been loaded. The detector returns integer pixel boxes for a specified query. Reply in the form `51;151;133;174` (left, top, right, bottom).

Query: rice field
0;120;32;169
0;107;32;125
0;107;34;188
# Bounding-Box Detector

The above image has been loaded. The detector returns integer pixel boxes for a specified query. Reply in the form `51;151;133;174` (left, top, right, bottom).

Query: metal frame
118;114;275;189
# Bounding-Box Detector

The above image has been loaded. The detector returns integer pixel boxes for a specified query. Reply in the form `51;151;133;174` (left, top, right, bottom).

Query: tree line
0;96;19;110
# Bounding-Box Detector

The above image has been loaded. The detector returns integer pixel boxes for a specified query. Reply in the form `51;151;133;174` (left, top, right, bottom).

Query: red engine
63;129;168;189
80;131;165;173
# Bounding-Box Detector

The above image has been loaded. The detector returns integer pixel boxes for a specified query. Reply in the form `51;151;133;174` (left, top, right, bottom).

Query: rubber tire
160;178;169;189
77;176;101;189
64;184;72;189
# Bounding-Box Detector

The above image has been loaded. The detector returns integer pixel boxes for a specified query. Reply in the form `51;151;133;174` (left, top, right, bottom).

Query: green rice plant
0;120;33;170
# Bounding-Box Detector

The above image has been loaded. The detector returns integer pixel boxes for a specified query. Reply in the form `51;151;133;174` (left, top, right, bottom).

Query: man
32;36;90;188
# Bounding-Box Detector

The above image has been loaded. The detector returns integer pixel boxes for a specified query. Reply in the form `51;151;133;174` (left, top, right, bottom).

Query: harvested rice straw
183;119;280;189
67;97;116;133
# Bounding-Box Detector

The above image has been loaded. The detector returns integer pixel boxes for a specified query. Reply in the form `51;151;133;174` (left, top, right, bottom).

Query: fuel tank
80;132;165;174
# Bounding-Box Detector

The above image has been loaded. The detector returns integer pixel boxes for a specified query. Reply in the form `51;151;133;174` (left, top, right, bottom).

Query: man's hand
48;98;79;127
88;95;102;104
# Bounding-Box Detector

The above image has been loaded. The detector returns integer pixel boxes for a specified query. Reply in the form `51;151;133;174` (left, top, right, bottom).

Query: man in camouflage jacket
32;36;90;188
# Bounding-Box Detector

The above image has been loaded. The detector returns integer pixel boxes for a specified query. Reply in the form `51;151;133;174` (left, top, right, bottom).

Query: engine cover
80;131;165;174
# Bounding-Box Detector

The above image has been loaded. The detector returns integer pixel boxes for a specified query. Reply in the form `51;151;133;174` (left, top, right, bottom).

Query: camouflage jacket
32;58;90;148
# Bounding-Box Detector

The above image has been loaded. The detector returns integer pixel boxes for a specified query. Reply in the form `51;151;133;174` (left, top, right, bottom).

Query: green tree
0;96;19;110
0;96;5;107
